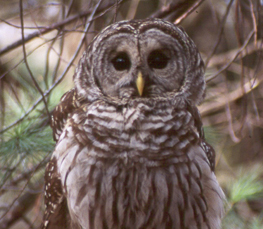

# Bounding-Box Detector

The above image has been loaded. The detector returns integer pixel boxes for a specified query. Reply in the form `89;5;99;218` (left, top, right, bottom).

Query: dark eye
148;50;169;69
111;52;131;71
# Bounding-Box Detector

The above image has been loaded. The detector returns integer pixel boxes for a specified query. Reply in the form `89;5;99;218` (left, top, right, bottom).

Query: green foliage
250;217;263;229
223;210;263;229
222;170;263;229
0;120;55;185
1;122;54;156
203;125;223;147
222;209;245;229
229;171;263;204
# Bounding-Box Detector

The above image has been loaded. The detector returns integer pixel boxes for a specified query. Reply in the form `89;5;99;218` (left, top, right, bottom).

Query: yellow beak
136;71;144;96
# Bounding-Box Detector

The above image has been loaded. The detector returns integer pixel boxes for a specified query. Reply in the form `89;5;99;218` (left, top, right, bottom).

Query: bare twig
0;190;41;229
0;152;48;222
224;73;240;143
0;0;125;56
151;0;204;22
19;0;51;122
206;30;255;82
207;39;263;67
204;0;235;67
0;37;70;81
174;0;205;24
0;18;46;29
249;0;258;46
0;153;27;191
127;0;140;20
200;77;261;116
0;157;49;196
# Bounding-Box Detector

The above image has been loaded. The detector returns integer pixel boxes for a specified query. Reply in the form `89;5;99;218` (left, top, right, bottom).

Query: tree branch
0;0;126;56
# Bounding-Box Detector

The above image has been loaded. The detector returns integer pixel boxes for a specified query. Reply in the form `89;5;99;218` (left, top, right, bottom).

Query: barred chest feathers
51;98;224;229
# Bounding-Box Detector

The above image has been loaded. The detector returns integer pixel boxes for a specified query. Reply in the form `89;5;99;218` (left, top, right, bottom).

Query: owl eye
148;50;169;69
111;52;131;71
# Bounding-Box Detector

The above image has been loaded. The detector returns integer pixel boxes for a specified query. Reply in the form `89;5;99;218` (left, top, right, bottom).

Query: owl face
75;19;205;105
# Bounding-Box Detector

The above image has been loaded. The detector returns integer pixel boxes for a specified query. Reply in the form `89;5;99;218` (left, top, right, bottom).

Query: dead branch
207;39;263;68
200;77;261;116
151;0;205;22
0;0;126;56
206;30;255;82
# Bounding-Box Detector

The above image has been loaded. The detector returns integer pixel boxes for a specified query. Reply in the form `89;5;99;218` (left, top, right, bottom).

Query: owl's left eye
148;50;169;69
111;52;131;71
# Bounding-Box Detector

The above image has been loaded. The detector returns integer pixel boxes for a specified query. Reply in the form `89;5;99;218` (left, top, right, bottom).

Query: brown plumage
42;18;224;229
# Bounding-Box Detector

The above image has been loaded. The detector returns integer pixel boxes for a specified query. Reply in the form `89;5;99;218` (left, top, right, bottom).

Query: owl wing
43;88;85;228
42;157;71;229
187;101;216;172
201;140;216;172
51;88;84;142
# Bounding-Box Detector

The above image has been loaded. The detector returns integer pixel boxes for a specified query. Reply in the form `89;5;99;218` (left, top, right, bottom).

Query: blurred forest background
0;0;262;228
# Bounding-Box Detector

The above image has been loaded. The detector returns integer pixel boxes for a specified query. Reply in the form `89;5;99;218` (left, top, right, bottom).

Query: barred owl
42;18;224;229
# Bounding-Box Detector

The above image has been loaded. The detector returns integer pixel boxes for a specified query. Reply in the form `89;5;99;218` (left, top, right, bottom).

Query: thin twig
151;0;204;21
249;0;257;46
19;0;51;122
174;0;205;24
0;18;46;29
234;1;247;138
206;30;255;82
0;153;27;191
127;0;140;19
200;77;261;116
0;157;49;196
224;73;240;143
0;153;49;223
0;0;125;56
0;36;72;81
205;0;235;67
207;39;263;67
51;31;65;85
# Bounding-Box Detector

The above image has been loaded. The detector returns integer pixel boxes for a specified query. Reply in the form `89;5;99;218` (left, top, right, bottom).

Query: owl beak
136;71;144;96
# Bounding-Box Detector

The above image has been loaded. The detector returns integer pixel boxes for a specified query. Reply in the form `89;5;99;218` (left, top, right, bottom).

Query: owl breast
53;98;223;229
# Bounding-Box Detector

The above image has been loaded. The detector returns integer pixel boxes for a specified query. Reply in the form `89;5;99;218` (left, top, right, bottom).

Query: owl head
74;18;205;105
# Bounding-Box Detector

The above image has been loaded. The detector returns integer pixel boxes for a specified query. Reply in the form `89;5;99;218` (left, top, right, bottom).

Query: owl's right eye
111;52;131;71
